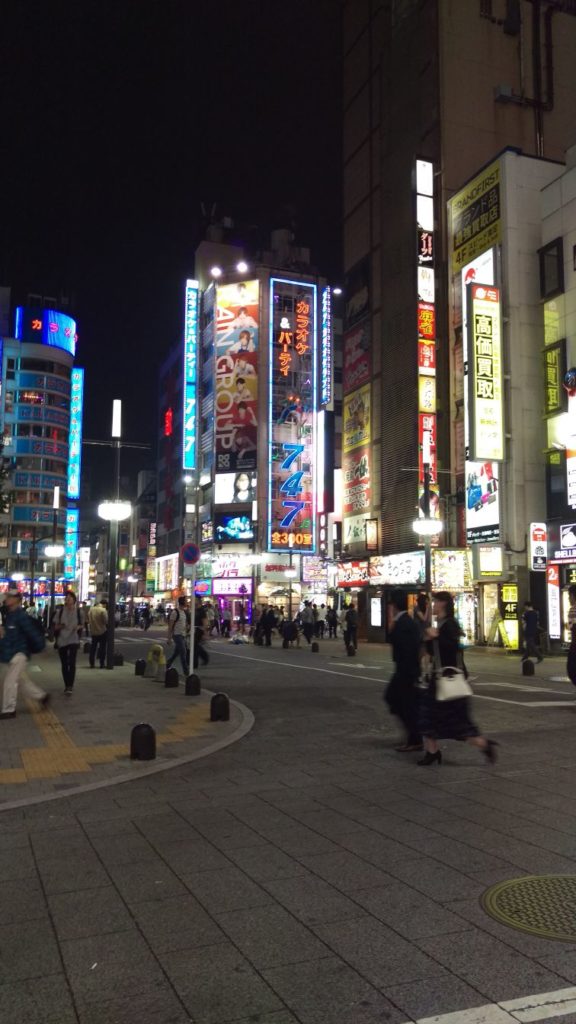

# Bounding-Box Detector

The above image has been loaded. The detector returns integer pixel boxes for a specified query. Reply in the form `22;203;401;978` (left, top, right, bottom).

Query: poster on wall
215;280;259;472
268;279;317;553
343;446;371;515
342;320;371;395
465;460;500;543
343;384;371;453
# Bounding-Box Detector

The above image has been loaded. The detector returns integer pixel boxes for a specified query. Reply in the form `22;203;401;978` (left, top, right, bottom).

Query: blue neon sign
320;286;332;406
182;279;200;471
14;307;77;357
64;507;79;579
67;368;84;499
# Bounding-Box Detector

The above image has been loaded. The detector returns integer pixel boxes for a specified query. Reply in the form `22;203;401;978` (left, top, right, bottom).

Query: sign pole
188;563;196;677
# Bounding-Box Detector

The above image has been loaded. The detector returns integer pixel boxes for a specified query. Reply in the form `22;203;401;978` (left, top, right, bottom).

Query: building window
539;237;564;300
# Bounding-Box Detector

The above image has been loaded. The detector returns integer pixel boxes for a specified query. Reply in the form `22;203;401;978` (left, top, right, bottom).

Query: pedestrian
567;585;576;686
80;601;90;636
521;601;543;662
194;623;210;667
418;591;498;766
317;603;327;639
141;605;151;631
53;590;84;695
326;605;338;638
262;605;277;646
166;596;191;676
88;598;108;669
0;589;49;719
384;590;422;752
301;601;315;644
238;603;247;635
344;603;358;650
221;604;232;638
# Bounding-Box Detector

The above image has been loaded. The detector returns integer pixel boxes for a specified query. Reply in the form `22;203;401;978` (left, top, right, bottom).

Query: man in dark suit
384;590;422;752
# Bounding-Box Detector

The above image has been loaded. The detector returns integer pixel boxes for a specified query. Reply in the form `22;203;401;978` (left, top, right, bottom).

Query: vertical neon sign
268;278;317;554
67;368;84;499
320;286;332;407
64;507;79;579
415;159;439;518
182;279;200;471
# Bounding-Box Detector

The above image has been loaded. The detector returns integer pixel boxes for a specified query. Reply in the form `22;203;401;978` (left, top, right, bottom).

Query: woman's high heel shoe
483;739;499;765
417;751;442;766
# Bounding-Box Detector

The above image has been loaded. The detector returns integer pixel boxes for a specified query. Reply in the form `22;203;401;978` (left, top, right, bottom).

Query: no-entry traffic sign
181;542;201;565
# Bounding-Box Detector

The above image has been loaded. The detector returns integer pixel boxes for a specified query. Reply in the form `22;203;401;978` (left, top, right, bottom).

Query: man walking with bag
0;589;49;719
384;590;422;752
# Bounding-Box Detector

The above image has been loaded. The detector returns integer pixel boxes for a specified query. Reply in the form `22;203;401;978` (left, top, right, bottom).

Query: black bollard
347;645;356;657
134;658;146;676
164;667;179;688
185;674;201;696
522;659;535;677
210;692;230;722
130;723;156;760
83;641;91;655
311;642;319;653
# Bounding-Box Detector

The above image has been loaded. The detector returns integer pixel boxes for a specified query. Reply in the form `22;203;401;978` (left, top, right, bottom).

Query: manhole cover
482;875;576;942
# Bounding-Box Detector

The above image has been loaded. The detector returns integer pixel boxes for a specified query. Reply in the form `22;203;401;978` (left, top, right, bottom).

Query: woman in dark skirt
418;591;498;766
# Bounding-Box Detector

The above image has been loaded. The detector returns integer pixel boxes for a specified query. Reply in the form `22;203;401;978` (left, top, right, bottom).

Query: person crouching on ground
384;589;422;752
0;589;49;718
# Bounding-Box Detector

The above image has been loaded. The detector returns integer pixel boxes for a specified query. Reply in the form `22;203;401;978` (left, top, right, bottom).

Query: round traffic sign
181;542;201;565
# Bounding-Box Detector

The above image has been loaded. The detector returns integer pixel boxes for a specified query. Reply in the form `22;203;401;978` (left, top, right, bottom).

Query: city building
153;229;341;620
341;0;576;640
0;290;84;607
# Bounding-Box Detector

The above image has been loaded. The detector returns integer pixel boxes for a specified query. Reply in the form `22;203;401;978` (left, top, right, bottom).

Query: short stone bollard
210;692;230;722
164;667;179;688
347;645;356;657
134;658;146;676
130;723;156;761
185;674;201;696
522;659;535;677
311;642;319;653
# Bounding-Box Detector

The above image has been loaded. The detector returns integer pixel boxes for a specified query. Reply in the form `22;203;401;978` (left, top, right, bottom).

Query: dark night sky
3;0;342;498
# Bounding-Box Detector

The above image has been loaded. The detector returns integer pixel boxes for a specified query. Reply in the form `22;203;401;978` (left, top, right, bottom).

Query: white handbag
433;640;473;701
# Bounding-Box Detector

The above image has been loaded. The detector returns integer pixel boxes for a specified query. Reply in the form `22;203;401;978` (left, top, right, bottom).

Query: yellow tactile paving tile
0;700;214;785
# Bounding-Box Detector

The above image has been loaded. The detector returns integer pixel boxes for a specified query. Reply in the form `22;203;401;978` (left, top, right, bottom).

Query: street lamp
48;486;60;632
412;431;443;594
98;400;132;670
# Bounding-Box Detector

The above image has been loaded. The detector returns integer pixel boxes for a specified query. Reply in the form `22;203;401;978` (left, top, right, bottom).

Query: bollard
113;653;124;666
164;667;179;688
311;642;319;653
83;641;91;655
130;723;156;761
522;659;535;677
210;692;230;722
185;674;201;696
134;658;146;676
347;645;356;657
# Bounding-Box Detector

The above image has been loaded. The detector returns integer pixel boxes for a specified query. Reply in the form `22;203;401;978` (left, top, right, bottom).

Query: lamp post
285;533;297;620
98;400;132;670
412;431;443;595
48;486;60;631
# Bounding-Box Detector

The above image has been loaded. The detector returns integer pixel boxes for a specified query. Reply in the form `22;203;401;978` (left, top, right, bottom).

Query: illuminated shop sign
64;508;79;579
418;302;436;341
268;278;317;554
212;577;253;597
215;280;259;472
343;446;371;515
451;159;501;274
547;564;561;639
14;307;78;357
156;553;179;592
343;384;370;453
544;341;566;417
320;286;333;406
215;513;254;543
432;549;472;591
67;369;84;500
466;460;500;544
530;523;547;572
336;561;370;587
343;320;370;394
415;159;438;525
476;544;504;577
468;284;504;462
369;552;425;587
182;279;199;471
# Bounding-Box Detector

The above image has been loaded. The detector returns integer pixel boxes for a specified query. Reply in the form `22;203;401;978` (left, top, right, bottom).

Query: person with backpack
53;590;84;695
0;588;49;718
166;596;191;676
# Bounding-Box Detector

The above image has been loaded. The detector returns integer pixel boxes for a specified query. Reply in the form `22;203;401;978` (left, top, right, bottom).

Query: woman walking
54;590;83;695
418;591;498;766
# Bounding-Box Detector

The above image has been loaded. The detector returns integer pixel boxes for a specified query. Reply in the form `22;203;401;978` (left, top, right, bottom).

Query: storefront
546;521;576;650
367;552;425;642
257;554;302;618
471;544;520;649
335;560;370;638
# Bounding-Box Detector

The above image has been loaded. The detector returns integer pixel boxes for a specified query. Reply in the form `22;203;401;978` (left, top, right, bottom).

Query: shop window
539;238;564;300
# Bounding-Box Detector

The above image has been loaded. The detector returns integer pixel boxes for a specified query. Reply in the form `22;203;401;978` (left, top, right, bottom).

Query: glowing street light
210;266;223;279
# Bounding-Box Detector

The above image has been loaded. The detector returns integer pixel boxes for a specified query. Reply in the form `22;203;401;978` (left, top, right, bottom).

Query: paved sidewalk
0;648;252;808
1;643;576;1023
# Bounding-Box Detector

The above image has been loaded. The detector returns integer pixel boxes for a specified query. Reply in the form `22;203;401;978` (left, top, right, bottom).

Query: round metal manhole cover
482;875;576;942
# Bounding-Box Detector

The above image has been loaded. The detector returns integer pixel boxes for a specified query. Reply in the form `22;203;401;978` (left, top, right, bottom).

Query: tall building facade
342;0;576;639
0;298;84;603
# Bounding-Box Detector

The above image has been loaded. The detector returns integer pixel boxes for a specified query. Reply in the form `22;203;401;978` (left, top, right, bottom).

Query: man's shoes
39;694;51;711
0;711;16;719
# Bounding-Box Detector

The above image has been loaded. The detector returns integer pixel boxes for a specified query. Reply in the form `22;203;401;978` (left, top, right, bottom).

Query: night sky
3;0;342;499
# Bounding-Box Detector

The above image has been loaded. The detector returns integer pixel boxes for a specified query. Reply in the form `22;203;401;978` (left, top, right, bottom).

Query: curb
0;692;255;814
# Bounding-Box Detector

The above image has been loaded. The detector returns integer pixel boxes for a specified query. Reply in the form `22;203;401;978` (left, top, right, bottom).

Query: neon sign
268;278;317;553
320;286;332;406
468;284;503;462
14;307;77;357
64;507;79;579
67;369;84;500
164;407;173;438
182;280;199;471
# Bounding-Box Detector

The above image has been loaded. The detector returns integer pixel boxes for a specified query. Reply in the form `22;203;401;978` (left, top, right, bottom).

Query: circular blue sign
181;542;201;565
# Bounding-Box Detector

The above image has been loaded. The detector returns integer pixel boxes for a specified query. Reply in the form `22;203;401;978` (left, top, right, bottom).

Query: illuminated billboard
14;307;78;357
64;507;79;579
215;513;254;543
468;284;504;462
268;278;317;554
67;369;84;500
182;279;200;472
451;159;501;274
342;320;370;394
465;460;500;543
343;446;371;515
343;384;370;453
214;472;256;505
215;280;259;472
320;286;333;407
